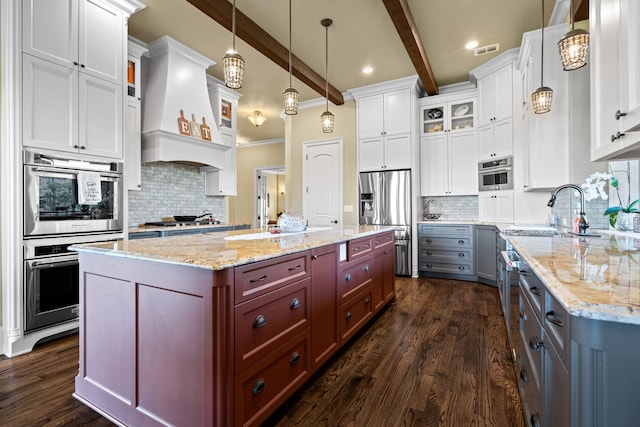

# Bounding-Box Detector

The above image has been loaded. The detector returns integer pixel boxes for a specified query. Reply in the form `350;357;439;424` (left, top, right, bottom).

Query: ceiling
128;0;584;144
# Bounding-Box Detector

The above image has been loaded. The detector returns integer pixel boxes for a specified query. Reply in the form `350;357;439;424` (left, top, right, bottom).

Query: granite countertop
72;225;395;271
507;232;640;325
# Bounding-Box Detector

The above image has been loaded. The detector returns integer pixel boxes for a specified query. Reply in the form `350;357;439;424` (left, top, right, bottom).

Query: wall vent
474;43;500;56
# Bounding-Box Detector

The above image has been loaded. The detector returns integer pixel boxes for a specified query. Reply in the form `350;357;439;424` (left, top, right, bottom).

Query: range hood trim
142;129;229;170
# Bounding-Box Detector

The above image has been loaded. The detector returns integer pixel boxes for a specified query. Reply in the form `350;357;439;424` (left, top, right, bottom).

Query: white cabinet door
23;0;78;68
478;76;495;127
448;132;478;196
494;119;513;159
478;124;494;160
359;136;384;171
22;54;79;152
494;192;514;223
384;88;411;136
79;73;123;158
420;134;448;196
124;100;141;190
357;94;384;139
383;133;412;170
204;130;237;196
493;64;513;122
79;0;124;84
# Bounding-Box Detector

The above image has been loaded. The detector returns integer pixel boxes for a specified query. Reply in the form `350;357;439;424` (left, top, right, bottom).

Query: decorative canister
633;214;640;233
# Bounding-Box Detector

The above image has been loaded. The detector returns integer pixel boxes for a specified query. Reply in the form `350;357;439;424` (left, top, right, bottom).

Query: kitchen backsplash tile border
128;163;226;226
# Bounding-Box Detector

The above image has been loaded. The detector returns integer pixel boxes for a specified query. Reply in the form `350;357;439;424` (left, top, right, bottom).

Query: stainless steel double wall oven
22;149;123;332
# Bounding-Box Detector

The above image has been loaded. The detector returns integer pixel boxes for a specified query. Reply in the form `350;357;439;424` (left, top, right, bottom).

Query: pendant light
557;0;589;70
320;18;335;133
282;0;299;115
222;0;245;89
532;0;553;114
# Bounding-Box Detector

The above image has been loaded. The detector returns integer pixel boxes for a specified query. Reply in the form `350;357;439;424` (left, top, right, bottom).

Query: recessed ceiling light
465;41;479;50
362;66;373;74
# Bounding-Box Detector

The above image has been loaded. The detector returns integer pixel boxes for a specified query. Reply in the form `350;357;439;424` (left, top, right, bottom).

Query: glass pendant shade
321;110;335;133
558;29;590;71
532;86;554;114
248;111;266;127
282;87;299;115
222;51;245;89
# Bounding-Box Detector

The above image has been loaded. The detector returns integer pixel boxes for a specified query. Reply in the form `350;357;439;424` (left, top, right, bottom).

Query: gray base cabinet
516;255;640;427
475;225;498;285
418;224;475;280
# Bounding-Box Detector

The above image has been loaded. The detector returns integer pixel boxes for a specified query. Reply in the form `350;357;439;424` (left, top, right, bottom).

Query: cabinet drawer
419;236;473;249
338;256;372;304
519;292;543;393
235;252;310;304
419;260;474;276
544;291;569;365
519;346;544;427
235;278;310;374
519;271;544;319
419;248;473;263
347;236;372;260
418;224;472;237
373;231;394;250
339;288;373;344
235;330;310;427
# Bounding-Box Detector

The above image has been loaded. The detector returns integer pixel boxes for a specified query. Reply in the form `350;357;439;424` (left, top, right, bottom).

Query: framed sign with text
221;100;232;128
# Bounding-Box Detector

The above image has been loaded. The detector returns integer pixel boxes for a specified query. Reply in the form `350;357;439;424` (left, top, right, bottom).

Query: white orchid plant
581;169;640;228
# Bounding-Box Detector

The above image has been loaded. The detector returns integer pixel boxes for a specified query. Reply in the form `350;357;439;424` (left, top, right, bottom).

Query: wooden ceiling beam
186;0;344;106
381;0;438;95
574;0;589;22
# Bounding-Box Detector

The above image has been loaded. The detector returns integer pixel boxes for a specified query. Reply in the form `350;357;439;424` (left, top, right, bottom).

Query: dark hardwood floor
0;277;523;427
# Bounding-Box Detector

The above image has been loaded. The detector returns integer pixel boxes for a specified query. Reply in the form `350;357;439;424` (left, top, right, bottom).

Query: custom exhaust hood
141;36;228;169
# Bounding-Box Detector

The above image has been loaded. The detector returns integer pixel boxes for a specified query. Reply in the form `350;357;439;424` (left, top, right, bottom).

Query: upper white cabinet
350;77;417;171
590;0;640;161
124;37;147;191
21;0;137;159
23;0;124;84
472;55;516;160
420;98;476;135
517;25;605;190
478;191;514;223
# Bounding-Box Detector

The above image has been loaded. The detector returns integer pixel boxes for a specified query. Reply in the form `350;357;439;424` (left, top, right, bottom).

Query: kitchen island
72;225;396;427
504;232;640;426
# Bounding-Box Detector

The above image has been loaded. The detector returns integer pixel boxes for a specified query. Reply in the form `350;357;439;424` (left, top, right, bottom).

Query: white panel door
448;131;478;196
79;73;123;158
303;139;343;226
383;133;412;170
420;134;448;196
357;95;384;139
359;136;384;171
23;0;78;68
80;0;124;83
383;88;411;135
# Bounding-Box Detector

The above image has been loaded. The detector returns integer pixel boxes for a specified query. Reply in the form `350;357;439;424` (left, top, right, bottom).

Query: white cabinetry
518;25;604;190
206;77;240;196
472;58;515;160
590;0;640;160
420;131;477;196
419;98;476;135
21;0;129;159
351;78;417;172
478;191;513;223
124;38;147;191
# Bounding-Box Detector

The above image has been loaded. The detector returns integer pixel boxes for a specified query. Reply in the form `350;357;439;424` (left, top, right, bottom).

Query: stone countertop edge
506;234;640;326
128;222;252;233
71;225;395;272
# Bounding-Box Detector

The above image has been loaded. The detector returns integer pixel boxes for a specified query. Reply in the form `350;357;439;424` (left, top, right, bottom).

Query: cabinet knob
290;351;301;365
252;378;266;395
253;314;267;328
73;61;79;66
458;253;465;257
311;255;318;260
344;273;352;282
520;368;529;383
364;297;370;305
457;240;465;244
529;336;544;352
73;145;79;149
363;264;370;272
615;110;627;120
346;312;352;320
290;298;301;309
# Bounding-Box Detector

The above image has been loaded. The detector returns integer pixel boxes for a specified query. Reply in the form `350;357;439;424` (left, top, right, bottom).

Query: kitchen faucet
547;184;599;236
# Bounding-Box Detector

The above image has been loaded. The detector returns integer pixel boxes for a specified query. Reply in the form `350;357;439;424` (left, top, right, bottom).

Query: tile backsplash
128;163;226;227
423;196;479;221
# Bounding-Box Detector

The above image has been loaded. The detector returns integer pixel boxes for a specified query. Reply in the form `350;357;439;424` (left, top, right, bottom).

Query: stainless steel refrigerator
359;170;411;276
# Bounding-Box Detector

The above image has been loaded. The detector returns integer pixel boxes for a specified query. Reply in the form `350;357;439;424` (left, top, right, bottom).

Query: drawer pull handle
364;298;370;305
426;264;433;268
529;286;541;296
290;352;300;365
253;315;267;328
458;265;465;270
545;311;564;327
288;264;302;271
520;309;527;321
250;275;268;283
345;273;352;281
426;239;432;243
458;252;465;257
353;247;359;252
529;336;544;352
363;264;370;272
615;109;627;120
290;298;301;309
530;413;541;427
311;255;318;260
346;312;352;320
518;270;530;277
520;368;529;383
252;378;266;395
458;240;465;245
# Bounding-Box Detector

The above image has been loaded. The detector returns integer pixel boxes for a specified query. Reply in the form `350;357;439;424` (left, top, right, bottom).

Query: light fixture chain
540;0;544;86
288;0;292;87
325;22;329;111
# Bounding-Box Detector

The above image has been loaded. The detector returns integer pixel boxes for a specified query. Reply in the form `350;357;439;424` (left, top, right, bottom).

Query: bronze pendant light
320;18;334;133
532;0;553;114
557;0;590;71
282;0;299;115
222;0;245;89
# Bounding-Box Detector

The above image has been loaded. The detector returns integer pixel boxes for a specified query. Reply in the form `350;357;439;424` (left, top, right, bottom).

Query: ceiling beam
186;0;345;106
574;0;589;21
381;0;438;95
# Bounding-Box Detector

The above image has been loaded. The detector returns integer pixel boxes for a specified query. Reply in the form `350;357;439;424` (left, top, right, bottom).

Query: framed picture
221;100;232;128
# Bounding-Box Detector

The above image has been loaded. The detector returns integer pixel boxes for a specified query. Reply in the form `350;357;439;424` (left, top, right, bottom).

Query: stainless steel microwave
478;156;513;191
